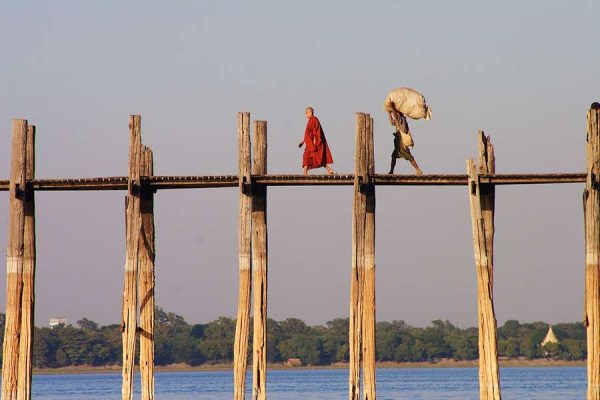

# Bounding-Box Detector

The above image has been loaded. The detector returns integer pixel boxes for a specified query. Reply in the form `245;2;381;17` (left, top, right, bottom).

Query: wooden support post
362;116;376;400
234;112;252;400
466;133;501;400
478;131;495;288
17;124;36;400
122;115;142;400
349;113;367;400
139;146;155;400
2;119;28;400
252;120;268;400
584;102;600;400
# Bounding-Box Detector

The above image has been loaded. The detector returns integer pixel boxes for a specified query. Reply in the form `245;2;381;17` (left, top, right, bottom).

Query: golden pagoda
541;325;559;346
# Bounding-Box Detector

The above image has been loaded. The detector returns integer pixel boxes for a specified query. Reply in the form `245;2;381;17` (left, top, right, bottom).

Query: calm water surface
30;367;585;399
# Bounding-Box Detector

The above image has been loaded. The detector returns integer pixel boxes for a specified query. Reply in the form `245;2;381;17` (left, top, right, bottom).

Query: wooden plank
584;102;600;400
362;116;376;400
254;175;354;186
252;120;268;400
466;158;501;400
147;176;237;189
2;119;28;400
234;112;252;400
139;147;155;400
17;124;36;400
121;115;142;400
349;113;366;400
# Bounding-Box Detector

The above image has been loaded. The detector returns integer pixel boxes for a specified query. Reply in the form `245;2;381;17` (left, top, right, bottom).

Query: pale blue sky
0;0;599;327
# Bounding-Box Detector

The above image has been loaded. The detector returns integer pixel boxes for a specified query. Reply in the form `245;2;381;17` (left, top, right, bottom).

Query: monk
298;107;334;175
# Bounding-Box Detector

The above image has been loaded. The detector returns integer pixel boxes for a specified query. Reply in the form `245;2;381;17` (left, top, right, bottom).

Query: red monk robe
302;116;334;169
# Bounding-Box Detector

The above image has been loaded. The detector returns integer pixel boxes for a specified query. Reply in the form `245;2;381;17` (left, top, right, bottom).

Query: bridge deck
0;173;587;191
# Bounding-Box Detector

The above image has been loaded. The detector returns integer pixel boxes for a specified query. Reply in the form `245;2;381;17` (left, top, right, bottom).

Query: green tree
419;321;454;360
266;318;283;363
499;337;520;358
197;317;235;363
560;338;585;360
32;328;60;367
541;342;560;358
319;319;348;363
376;322;402;362
277;334;324;365
154;307;192;365
190;324;205;339
499;320;521;339
279;318;309;337
77;318;99;331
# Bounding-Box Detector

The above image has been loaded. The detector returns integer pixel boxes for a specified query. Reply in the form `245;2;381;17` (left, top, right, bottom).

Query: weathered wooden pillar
584;102;600;400
349;113;367;400
234;112;252;400
122;115;142;400
2;119;28;400
478;131;495;288
252;120;268;400
362;116;376;400
466;132;501;400
139;146;155;400
17;124;36;400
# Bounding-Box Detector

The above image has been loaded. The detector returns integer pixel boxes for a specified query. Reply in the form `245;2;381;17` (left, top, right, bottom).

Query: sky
0;0;599;328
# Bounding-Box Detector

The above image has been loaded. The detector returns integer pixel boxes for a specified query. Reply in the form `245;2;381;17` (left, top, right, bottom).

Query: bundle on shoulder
383;87;432;120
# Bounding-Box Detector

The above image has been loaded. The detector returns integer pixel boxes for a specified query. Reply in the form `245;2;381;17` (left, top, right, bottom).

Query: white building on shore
49;317;67;328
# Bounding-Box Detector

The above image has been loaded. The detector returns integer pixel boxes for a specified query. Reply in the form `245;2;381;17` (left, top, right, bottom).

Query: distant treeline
0;308;587;368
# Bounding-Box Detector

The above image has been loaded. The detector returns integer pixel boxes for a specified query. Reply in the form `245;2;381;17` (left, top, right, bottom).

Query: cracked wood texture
252;121;268;400
467;144;501;399
362;116;376;400
2;120;28;400
585;102;600;400
349;113;367;400
17;125;36;400
234;112;252;400
478;132;495;288
139;147;155;400
121;115;142;400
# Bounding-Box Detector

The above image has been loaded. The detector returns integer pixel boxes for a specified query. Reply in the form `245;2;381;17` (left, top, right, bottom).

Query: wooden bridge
1;104;599;400
0;172;588;191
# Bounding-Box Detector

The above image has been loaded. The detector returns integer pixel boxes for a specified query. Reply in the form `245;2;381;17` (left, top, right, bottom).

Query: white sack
383;87;432;120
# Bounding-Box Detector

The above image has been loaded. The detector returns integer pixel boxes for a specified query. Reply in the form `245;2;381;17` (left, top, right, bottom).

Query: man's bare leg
410;159;423;175
303;166;308;175
325;165;334;175
389;156;397;174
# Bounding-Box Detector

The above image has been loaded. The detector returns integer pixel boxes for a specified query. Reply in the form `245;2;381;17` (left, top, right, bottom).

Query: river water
30;366;585;399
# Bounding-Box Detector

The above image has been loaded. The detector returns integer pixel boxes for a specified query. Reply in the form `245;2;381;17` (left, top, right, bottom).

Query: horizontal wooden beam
0;173;587;191
479;173;586;185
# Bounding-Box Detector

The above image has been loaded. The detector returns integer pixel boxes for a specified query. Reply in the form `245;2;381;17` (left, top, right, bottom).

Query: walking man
389;113;423;175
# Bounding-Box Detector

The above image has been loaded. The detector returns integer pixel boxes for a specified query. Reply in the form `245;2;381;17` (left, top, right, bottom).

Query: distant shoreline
32;359;586;375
